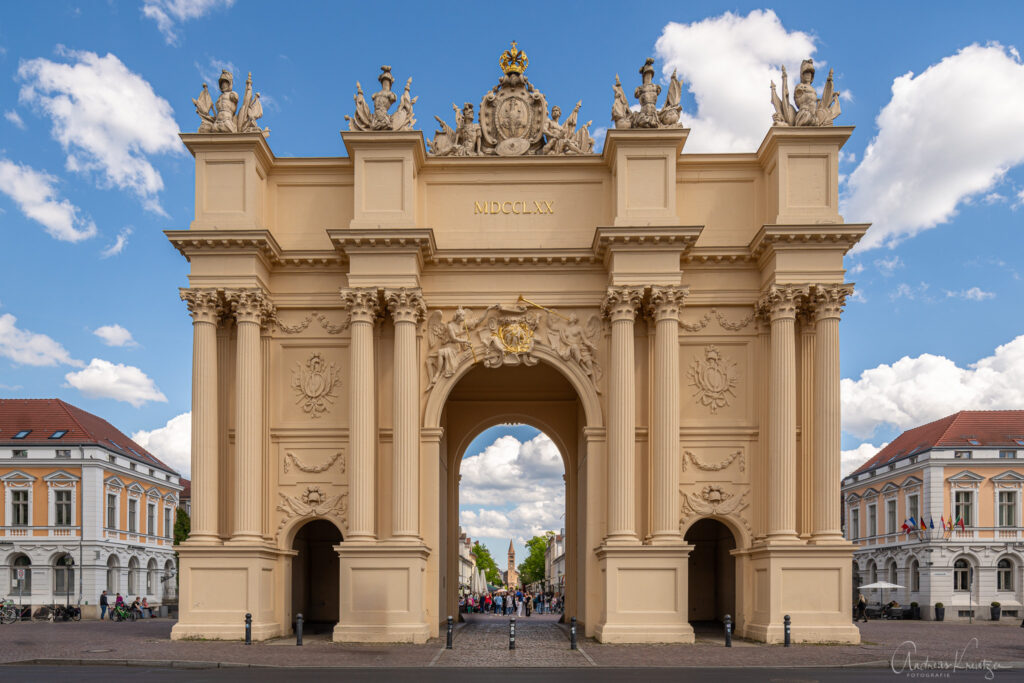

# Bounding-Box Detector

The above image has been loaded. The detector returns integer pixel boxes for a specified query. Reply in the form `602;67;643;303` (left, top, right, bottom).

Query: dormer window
12;430;30;439
49;430;67;439
954;451;972;459
967;438;980;446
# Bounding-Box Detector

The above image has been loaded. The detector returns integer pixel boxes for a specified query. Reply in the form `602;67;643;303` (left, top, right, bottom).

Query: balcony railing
853;526;1023;545
0;526;80;538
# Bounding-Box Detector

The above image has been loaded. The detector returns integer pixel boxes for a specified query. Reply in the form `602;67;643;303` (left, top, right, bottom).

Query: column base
647;533;685;546
807;533;850;546
182;533;223;546
594;543;694;644
335;540;431;644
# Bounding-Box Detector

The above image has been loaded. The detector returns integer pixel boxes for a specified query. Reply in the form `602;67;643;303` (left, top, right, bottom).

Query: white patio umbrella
859;581;904;614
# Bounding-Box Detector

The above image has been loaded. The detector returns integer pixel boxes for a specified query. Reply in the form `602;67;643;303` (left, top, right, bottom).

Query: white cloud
0;158;97;242
143;0;235;45
64;358;167;407
100;226;132;258
889;282;930;301
0;313;83;367
982;192;1007;205
194;58;237;88
132;411;190;476
841;334;1024;439
848;289;867;304
841;442;889;477
654;10;820;152
847;262;865;276
873;255;903;275
17;47;182;214
4;110;25;129
945;287;995;301
93;324;137;347
844;43;1024;251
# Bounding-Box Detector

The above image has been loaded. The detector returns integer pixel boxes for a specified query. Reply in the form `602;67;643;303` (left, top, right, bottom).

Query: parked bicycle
110;603;135;622
0;600;19;625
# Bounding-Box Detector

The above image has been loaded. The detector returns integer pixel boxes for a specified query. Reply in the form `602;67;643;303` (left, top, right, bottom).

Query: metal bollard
570;616;577;650
724;614;732;647
245;613;252;645
509;617;516;650
783;614;791;647
296;613;303;646
446;615;453;649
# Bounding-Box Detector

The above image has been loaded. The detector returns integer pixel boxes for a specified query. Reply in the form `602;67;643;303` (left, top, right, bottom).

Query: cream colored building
170;49;865;645
545;528;566;593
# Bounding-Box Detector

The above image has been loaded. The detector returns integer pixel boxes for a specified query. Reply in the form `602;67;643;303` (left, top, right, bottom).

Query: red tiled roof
180;478;191;500
0;398;178;475
851;410;1024;476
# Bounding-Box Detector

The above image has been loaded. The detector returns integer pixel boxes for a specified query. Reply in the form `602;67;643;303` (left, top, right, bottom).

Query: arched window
888;560;898;584
53;554;74;597
127;557;139;595
147;559;157;595
954;558;971;591
910;559;920;592
10;555;31;595
997;558;1014;591
106;556;120;594
868;560;877;584
163;559;175;600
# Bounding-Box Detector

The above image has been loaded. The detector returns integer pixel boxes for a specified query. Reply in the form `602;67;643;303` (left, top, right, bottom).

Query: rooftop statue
611;59;683;129
541;102;594;155
771;59;841;127
192;70;269;136
345;66;418;132
430;103;483;156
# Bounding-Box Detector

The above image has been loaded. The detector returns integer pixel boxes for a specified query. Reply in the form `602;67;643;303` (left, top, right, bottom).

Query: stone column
798;312;815;539
601;286;644;545
341;287;381;542
226;289;272;544
180;288;222;545
385;288;426;540
811;284;854;543
754;314;770;541
647;286;688;544
762;285;804;544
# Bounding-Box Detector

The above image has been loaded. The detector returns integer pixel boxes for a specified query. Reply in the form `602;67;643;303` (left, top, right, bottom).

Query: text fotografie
474;200;555;216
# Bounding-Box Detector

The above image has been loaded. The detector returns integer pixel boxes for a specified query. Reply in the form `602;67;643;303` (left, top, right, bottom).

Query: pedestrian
856;592;868;622
115;592;124;608
525;592;532;617
99;590;109;620
517;593;524;617
495;593;503;616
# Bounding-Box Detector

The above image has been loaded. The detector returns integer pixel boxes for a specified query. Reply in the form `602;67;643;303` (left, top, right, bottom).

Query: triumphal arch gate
170;46;865;644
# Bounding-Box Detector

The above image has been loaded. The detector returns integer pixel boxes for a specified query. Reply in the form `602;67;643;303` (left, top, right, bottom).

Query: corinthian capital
384;288;427;325
339;287;381;324
646;285;689;322
601;286;644;322
225;288;274;325
757;284;809;322
179;288;223;325
812;283;855;321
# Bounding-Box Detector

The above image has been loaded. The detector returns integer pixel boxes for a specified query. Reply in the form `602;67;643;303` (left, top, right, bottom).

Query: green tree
518;532;554;586
472;542;502;586
174;507;191;545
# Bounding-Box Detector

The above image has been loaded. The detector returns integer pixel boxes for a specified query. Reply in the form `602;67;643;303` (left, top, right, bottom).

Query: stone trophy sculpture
192;70;269;136
430;103;483;156
345;66;418;132
611;59;683;129
770;59;841;127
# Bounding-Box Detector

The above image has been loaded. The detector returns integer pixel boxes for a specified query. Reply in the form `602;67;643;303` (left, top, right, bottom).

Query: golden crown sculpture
499;41;529;75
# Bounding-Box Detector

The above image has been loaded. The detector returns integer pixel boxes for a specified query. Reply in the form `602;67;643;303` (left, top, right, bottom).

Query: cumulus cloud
945;287;995;301
889;282;930;302
841;442;889;478
143;0;235;45
654;10;819;152
874;255;902;276
17;47;181;214
93;324;137;347
0;313;83;367
844;43;1024;251
132;411;190;476
841;334;1024;439
64;358;167;407
100;226;132;258
0;158;97;242
4;110;25;129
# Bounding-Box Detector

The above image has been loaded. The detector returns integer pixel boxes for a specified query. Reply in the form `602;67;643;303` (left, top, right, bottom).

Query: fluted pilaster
646;286;688;544
601;286;644;544
180;288;222;545
386;288;426;539
754;314;770;540
811;284;854;543
341;287;381;542
798;312;815;539
225;288;274;544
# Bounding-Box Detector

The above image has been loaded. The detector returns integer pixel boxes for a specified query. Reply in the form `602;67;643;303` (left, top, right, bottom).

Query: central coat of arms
479;42;548;155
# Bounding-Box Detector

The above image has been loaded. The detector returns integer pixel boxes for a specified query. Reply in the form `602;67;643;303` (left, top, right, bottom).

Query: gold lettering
473;200;555;215
544;200;555;214
512;201;522;215
533;200;544;214
502;201;512;215
490;201;500;214
474;201;485;215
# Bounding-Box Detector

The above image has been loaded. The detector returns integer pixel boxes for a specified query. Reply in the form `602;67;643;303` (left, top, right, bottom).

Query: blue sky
2;2;1024;562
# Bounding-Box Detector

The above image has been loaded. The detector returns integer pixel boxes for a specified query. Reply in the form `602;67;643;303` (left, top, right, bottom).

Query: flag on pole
901;520;911;533
958;514;966;531
940;515;946;531
929;516;935;530
909;516;917;529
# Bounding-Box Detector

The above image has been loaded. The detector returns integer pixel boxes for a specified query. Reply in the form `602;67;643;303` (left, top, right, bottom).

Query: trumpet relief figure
771;59;841;127
611;58;682;129
192;70;269;136
345;65;417;132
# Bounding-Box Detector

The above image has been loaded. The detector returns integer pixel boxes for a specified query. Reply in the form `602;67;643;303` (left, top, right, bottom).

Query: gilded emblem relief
276;486;348;538
290;352;340;417
681;449;745;473
688;345;739;414
283;450;345;475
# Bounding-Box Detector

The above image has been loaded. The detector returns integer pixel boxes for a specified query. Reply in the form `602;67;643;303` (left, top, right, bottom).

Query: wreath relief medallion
291;352;340;417
688;345;738;414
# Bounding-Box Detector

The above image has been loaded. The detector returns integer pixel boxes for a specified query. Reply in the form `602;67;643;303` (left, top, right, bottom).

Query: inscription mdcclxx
474;200;555;215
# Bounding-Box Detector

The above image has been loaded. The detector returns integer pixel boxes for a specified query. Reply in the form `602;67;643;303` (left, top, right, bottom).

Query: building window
888;561;898;584
999;491;1017;527
129;463;137;471
954;491;973;527
128;499;137;533
12;449;27;458
12;430;30;439
108;455;116;463
850;509;859;540
910;559;920;592
908;494;919;523
107;556;120;594
11;555;31;594
147;503;155;536
55;449;71;458
1000;450;1016;458
953;558;971;591
128;557;139;594
54;489;72;526
867;504;877;537
54;554;74;596
164;508;172;539
954;451;972;459
886;499;898;534
998;559;1014;591
106;494;117;529
11;490;29;526
49;430;67;439
147;559;157;594
868;561;877;584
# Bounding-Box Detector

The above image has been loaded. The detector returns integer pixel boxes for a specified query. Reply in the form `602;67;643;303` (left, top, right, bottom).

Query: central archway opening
685;518;737;630
291;519;343;633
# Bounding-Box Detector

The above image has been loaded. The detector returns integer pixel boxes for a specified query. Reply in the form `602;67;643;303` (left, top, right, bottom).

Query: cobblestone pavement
0;615;1022;672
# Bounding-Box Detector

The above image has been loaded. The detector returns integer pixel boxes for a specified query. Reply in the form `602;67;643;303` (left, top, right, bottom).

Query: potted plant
935;602;945;621
991;601;1001;620
910;601;920;620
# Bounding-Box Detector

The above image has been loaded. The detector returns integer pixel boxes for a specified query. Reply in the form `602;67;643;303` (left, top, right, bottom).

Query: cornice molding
591;225;703;261
748;224;870;259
